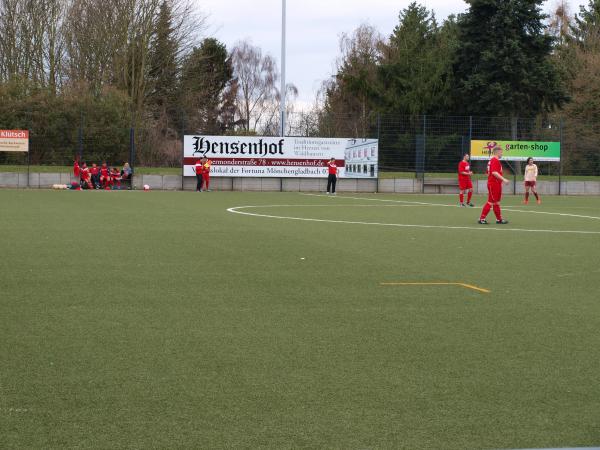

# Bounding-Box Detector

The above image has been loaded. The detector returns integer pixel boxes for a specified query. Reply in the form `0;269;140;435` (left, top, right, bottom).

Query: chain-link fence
376;115;565;178
1;112;599;180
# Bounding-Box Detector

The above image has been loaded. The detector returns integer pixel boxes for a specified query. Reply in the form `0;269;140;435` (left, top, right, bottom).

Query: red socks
493;204;502;220
525;192;530;201
460;193;464;203
467;191;473;203
482;203;502;220
480;203;491;220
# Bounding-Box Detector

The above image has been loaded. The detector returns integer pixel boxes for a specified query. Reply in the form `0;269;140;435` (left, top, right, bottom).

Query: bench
423;178;459;194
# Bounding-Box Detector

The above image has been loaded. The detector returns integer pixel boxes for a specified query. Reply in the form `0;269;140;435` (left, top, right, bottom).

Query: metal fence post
376;112;381;193
27;109;31;188
27;146;31;189
559;117;563;195
78;109;83;161
129;127;135;170
469;115;473;146
181;109;185;191
422;114;426;193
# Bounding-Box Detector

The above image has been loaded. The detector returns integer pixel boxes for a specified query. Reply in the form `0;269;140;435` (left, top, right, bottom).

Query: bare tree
548;0;573;46
63;0;205;107
0;0;66;90
230;40;279;132
317;23;383;137
259;83;299;135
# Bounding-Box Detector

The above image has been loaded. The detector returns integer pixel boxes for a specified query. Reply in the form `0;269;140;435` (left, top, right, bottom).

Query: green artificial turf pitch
1;190;600;449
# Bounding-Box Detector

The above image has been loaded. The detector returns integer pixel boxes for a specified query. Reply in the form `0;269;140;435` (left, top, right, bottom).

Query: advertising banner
470;140;560;162
0;130;29;152
183;136;378;178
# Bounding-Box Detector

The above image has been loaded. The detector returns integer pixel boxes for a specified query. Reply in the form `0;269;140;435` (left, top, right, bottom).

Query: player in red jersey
458;153;474;207
100;163;110;188
111;168;121;189
326;157;339;195
200;156;212;191
90;163;100;189
194;159;203;191
478;146;510;225
80;163;93;189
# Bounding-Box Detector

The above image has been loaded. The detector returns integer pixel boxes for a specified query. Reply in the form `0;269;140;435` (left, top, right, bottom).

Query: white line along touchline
300;193;600;221
226;205;600;235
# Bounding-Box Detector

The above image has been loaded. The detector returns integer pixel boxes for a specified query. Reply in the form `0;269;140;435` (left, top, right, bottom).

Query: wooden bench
423;178;459;193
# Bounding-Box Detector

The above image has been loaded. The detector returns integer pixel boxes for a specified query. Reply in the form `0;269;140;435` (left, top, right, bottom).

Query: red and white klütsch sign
0;130;29;152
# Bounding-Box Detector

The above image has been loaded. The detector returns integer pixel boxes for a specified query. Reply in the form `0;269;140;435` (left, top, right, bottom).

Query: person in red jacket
478;146;510;225
458;154;474;207
100;163;110;188
194;159;203;192
111;167;121;189
200;156;212;192
80;163;93;190
326;157;339;195
90;163;100;189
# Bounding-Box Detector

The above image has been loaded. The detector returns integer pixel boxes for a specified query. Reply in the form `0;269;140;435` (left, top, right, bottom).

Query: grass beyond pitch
1;190;599;449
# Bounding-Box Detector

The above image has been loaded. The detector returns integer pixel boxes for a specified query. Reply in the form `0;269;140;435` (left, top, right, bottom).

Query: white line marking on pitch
227;205;600;235
300;193;600;221
234;204;433;208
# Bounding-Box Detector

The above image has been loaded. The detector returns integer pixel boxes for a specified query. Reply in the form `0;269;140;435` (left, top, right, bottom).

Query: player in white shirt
523;157;541;205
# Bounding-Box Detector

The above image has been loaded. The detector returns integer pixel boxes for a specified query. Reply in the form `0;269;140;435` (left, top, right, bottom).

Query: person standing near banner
201;156;212;192
326;157;338;195
458;153;474;207
194;159;203;192
523;157;541;205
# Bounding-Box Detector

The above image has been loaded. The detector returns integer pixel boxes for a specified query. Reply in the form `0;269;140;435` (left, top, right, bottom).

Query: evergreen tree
378;2;456;115
573;0;600;46
148;0;179;118
453;0;568;121
180;38;234;134
557;0;600;174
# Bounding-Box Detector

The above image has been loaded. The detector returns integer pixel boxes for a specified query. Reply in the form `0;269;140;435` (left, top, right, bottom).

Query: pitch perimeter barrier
2;113;600;187
2;171;600;196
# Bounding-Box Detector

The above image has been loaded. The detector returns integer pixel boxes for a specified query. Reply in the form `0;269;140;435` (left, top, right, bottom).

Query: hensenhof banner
0;130;29;152
183;136;378;178
470;140;560;162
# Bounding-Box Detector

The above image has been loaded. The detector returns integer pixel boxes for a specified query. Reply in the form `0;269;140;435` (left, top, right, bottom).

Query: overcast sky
195;0;581;109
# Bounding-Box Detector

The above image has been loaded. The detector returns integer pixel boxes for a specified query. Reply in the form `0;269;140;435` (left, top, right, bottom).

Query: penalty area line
381;282;491;294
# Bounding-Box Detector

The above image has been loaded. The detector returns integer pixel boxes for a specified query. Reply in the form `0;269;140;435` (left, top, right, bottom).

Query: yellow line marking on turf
381;282;491;294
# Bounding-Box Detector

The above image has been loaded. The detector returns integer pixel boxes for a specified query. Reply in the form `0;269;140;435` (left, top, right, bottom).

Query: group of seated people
74;161;133;190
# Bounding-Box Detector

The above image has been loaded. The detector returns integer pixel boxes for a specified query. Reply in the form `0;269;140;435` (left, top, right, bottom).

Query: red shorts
524;181;536;188
459;179;473;190
487;182;502;203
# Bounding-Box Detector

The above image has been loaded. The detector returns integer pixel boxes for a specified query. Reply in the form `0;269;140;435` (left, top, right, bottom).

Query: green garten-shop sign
470;140;561;162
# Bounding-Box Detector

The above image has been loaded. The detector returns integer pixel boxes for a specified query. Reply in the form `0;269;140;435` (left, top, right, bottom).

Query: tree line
1;0;600;172
313;0;600;174
0;0;296;165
